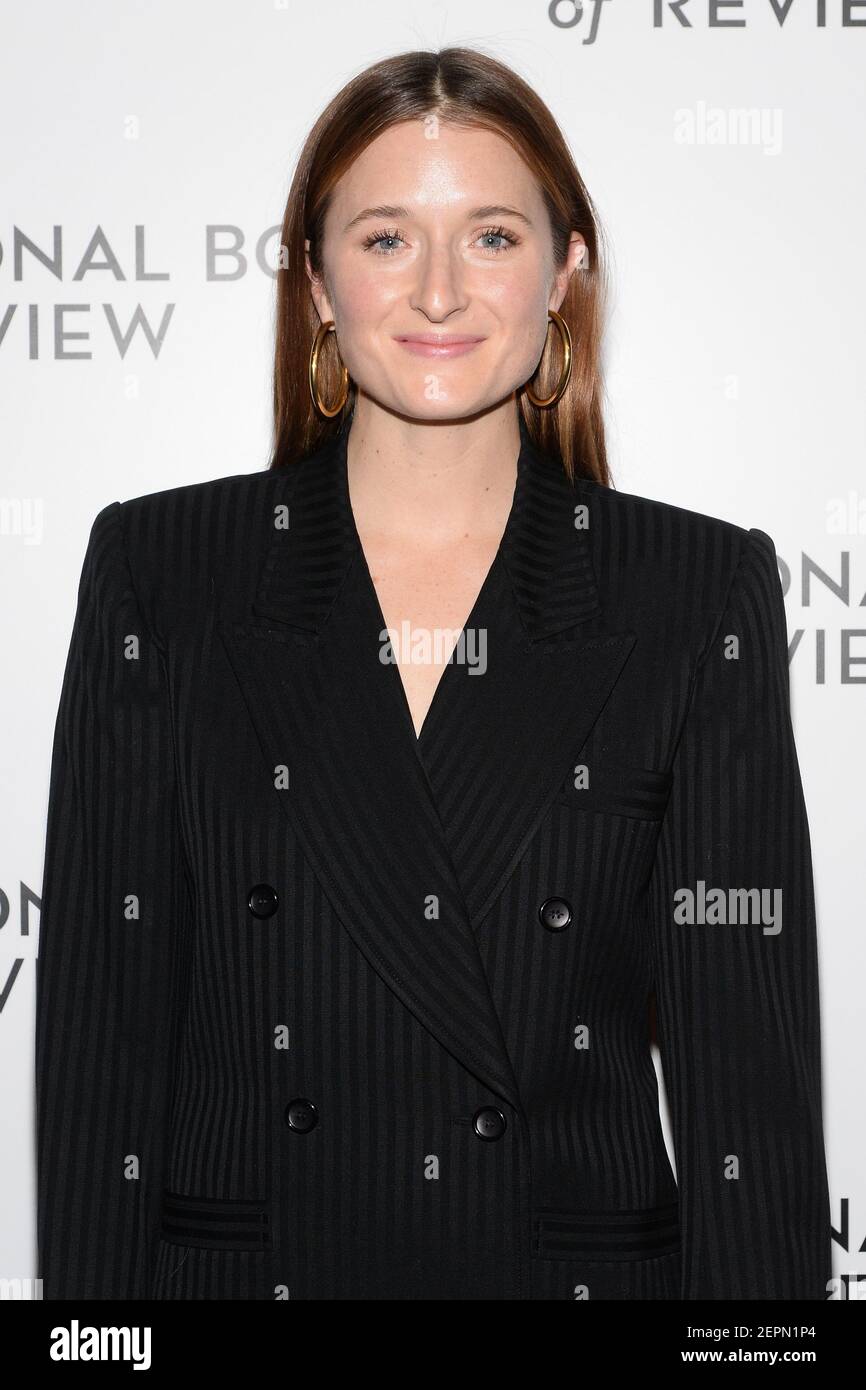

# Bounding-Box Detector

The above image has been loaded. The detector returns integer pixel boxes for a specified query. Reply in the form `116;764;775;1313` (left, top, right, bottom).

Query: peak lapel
416;428;637;929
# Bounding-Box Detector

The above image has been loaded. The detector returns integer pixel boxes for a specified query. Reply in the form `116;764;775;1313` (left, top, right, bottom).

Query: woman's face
306;120;586;423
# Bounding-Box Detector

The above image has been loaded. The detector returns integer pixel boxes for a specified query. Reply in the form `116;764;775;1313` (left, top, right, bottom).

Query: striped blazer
35;417;832;1299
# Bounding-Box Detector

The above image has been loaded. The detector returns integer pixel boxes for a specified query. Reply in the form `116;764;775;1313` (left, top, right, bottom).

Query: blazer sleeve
647;526;832;1300
35;500;192;1299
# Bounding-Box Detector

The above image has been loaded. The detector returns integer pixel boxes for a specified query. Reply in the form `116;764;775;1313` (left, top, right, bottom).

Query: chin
391;393;494;424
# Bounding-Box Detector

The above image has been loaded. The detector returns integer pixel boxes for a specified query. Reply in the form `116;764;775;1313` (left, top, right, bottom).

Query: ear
304;237;335;324
550;232;588;312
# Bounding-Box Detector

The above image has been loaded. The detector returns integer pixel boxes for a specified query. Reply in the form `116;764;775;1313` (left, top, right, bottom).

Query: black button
248;883;278;918
539;896;573;932
285;1098;318;1133
473;1106;507;1141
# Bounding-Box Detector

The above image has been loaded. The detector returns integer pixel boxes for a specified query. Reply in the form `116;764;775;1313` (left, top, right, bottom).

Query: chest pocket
554;764;673;822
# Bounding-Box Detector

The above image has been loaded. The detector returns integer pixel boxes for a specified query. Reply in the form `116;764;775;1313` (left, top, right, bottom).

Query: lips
394;334;485;358
395;334;484;344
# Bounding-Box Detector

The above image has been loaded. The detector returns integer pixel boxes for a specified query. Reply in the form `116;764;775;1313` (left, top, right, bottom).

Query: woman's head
272;47;610;483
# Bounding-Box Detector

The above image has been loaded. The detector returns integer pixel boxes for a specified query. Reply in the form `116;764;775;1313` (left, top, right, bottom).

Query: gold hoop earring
524;309;572;409
309;320;349;418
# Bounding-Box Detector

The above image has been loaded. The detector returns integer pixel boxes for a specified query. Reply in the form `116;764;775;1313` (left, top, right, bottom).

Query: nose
410;239;467;322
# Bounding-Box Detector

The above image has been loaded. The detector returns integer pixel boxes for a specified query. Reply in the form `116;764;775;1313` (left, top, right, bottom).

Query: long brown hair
270;46;611;485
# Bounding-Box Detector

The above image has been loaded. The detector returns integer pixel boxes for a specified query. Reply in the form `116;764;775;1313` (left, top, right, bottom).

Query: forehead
328;121;542;221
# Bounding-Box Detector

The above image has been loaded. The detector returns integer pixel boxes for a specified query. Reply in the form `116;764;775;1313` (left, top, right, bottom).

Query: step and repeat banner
2;0;863;1300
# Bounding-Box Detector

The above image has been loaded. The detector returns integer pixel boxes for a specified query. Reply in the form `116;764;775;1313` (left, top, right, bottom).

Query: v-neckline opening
360;546;506;748
334;418;530;749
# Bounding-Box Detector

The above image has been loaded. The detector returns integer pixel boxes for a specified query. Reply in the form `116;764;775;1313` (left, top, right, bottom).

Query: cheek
320;277;420;411
485;266;541;306
331;255;403;315
485;276;550;373
474;260;543;313
329;273;402;364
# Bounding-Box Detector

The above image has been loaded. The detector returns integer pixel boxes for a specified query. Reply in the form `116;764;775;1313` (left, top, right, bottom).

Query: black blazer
35;418;832;1300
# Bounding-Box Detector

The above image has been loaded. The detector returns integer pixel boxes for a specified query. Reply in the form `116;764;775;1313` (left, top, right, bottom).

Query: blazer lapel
415;427;638;930
217;421;635;1112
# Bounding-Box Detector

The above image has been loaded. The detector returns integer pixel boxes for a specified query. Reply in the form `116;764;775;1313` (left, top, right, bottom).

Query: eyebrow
342;204;534;232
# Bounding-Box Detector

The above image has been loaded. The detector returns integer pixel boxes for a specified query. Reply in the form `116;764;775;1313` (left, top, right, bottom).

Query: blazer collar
249;414;602;641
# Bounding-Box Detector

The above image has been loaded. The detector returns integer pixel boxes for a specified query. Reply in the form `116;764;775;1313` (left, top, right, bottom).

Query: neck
345;398;522;549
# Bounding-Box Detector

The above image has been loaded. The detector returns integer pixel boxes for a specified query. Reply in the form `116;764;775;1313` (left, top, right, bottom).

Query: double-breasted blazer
35;416;832;1300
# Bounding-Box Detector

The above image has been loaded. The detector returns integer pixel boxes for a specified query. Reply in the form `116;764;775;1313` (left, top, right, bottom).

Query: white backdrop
2;0;863;1298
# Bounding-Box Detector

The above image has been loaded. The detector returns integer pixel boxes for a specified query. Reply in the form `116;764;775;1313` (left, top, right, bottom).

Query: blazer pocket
159;1189;271;1251
554;765;673;822
533;1201;680;1262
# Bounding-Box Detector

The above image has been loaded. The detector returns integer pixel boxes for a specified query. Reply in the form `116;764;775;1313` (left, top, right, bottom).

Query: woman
35;46;831;1301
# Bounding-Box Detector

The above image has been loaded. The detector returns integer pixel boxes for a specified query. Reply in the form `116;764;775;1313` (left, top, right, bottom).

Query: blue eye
476;226;518;253
361;228;405;255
